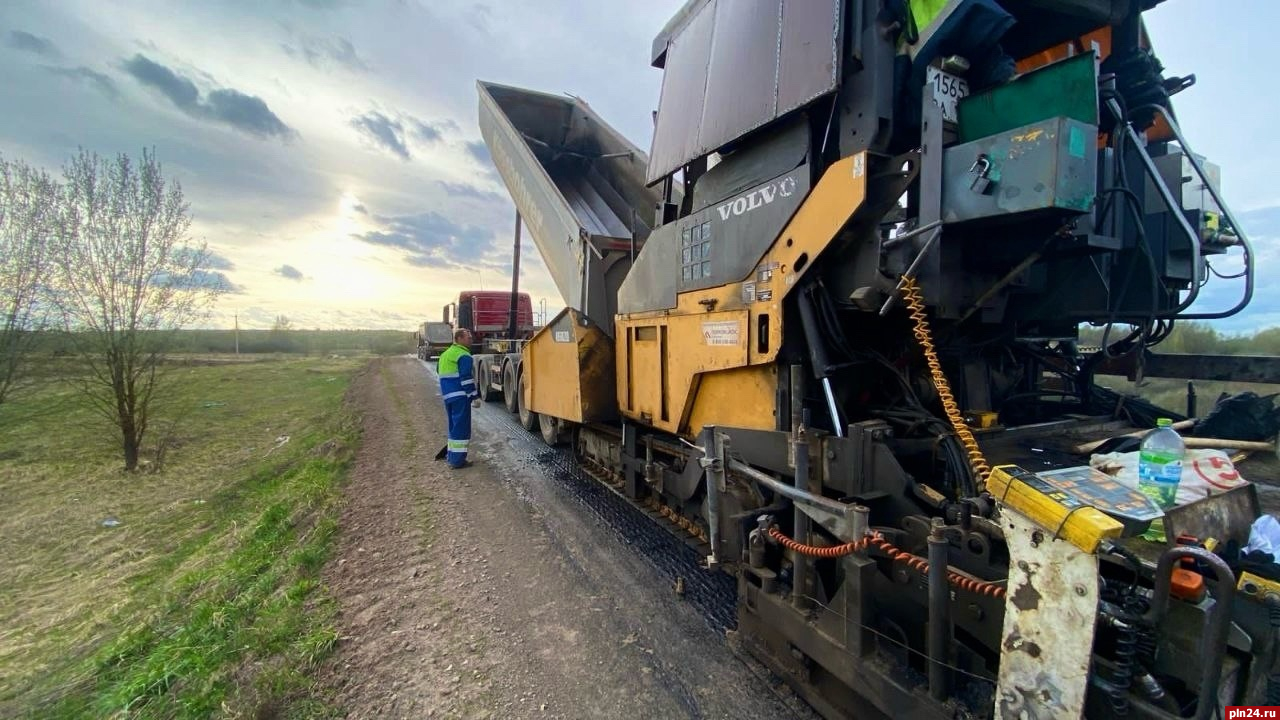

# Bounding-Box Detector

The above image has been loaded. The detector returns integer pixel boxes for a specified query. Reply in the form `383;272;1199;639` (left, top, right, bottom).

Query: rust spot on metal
1011;580;1042;611
1003;629;1020;651
1003;630;1042;658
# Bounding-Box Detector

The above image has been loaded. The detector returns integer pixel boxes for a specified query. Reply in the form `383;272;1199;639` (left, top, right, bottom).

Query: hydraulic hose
900;276;991;492
767;525;1006;599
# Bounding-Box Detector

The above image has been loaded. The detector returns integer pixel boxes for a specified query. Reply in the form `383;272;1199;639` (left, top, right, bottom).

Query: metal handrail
1105;97;1203;316
1149;546;1236;720
1138;103;1255;320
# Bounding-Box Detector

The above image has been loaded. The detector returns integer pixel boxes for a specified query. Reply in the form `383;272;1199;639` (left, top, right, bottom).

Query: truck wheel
538;414;563;446
478;362;499;402
539;415;575;446
503;364;519;413
517;374;538;432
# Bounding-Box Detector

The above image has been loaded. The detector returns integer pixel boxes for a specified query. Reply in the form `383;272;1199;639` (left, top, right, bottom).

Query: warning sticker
553;330;572;343
742;282;755;303
757;288;773;302
702;320;740;346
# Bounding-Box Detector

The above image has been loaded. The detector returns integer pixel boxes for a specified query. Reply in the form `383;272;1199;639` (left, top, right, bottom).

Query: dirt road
317;357;813;719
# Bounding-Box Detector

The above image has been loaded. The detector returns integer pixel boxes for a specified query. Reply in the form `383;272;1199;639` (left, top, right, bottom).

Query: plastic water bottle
1137;418;1184;541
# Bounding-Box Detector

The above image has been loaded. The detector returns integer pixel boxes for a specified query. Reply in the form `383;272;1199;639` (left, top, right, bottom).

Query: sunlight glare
337;190;364;238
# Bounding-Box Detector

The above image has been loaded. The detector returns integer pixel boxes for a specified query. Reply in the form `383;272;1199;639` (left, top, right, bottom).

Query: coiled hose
1107;616;1138;716
1122;595;1158;666
768;525;876;557
767;525;1005;599
900;276;991;492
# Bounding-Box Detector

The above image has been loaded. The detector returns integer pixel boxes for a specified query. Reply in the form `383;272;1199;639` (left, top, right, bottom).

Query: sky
0;0;1274;333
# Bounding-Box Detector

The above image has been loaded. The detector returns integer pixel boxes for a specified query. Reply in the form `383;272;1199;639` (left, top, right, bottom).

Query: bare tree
53;149;225;471
0;157;58;404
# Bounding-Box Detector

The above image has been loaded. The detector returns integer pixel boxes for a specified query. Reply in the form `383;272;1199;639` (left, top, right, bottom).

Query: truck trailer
471;2;1279;718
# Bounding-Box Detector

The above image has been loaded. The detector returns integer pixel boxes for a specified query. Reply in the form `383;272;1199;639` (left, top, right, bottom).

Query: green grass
0;355;365;719
1096;374;1280;417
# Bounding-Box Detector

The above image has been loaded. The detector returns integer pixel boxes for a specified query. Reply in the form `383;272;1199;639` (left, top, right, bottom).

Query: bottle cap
1157;418;1173;427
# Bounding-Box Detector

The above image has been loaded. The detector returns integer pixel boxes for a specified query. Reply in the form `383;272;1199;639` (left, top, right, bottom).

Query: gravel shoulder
316;356;814;719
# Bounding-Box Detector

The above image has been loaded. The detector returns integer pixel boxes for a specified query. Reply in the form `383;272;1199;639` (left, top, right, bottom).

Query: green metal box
941;116;1097;224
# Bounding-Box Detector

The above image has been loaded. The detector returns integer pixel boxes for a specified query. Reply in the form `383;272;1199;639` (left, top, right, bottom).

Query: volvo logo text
715;176;797;221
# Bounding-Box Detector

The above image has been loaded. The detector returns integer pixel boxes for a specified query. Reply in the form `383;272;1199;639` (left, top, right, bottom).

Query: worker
437;328;482;468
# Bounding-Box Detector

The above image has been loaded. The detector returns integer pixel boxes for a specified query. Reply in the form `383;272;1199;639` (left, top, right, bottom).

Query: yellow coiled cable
900;276;991;493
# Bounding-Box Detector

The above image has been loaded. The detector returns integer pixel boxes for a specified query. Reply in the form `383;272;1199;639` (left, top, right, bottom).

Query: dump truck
416;321;454;360
473;2;1280;717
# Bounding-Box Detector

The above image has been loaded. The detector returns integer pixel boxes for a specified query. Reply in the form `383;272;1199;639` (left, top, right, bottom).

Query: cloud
169;269;243;293
466;5;494;35
203;250;236;271
438;180;502;202
353;210;495;269
464;140;499;181
41;65;118;99
410;117;456;143
1238;206;1280;238
274;264;305;281
282;35;369;72
196;270;243;293
350;111;410;160
6;30;60;59
204;88;294;139
350;111;455;160
371;308;416;324
174;247;237;271
121;54;295;141
122;54;199;109
464;140;492;165
404;254;455;269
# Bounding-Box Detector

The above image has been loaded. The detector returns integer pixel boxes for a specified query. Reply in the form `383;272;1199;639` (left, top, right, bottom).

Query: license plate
927;66;969;123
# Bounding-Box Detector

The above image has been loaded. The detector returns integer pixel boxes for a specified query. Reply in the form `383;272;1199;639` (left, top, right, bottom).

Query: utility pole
234;312;240;355
508;210;522;339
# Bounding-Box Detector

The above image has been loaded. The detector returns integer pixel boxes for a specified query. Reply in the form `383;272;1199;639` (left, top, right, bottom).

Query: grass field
1096;374;1280;418
0;354;367;718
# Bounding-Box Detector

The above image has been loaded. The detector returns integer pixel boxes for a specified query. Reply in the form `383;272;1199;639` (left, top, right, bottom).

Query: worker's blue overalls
437;343;479;468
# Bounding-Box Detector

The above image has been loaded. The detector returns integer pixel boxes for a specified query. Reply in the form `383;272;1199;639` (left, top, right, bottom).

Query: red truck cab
445;291;535;349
